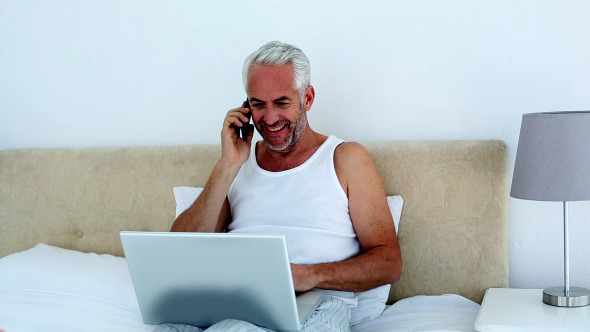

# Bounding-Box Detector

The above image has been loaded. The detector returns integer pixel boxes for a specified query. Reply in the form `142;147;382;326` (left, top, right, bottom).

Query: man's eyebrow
249;96;293;103
274;96;292;102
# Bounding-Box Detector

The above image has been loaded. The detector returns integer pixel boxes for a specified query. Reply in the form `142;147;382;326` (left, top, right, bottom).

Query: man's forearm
291;245;402;293
170;160;241;232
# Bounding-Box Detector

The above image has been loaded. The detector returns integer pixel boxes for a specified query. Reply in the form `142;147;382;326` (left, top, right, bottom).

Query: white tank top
228;135;359;263
227;135;389;324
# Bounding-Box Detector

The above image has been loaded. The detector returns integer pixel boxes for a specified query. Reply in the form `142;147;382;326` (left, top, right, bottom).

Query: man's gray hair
242;41;311;97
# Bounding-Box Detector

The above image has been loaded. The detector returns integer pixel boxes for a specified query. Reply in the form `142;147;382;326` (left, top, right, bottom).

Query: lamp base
543;286;590;307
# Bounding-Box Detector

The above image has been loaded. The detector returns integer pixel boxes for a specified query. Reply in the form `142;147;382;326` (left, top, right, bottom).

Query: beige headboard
0;140;508;304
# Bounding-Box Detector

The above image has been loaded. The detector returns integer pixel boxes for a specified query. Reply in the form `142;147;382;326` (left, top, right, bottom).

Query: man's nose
260;106;280;124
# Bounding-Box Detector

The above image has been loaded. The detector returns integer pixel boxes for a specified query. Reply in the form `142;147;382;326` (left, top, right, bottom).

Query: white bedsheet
0;293;478;332
0;291;479;332
352;294;480;332
0;244;479;332
0;290;154;332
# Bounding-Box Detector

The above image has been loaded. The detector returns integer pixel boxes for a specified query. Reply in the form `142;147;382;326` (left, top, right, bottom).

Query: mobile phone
236;99;252;140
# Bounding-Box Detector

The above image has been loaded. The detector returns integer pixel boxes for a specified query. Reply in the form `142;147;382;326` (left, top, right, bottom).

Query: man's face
247;63;308;151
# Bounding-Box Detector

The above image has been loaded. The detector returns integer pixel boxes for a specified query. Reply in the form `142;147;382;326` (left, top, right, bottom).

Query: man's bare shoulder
333;141;380;193
334;141;374;166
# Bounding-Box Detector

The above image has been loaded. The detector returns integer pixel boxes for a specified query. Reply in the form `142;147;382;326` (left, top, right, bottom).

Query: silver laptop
120;231;326;331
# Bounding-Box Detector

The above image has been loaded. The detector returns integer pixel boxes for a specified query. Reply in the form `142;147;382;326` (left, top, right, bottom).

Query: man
170;41;402;331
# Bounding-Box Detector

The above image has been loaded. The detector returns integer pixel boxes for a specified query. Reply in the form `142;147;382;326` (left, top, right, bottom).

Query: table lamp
511;111;590;307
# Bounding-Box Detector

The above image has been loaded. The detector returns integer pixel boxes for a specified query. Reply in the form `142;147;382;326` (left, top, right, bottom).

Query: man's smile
260;122;289;134
266;123;288;132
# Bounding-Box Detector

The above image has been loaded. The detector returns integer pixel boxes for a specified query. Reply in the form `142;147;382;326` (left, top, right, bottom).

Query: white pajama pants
154;296;351;332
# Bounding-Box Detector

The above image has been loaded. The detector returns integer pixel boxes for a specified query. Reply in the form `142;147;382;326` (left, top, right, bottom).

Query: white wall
1;0;589;291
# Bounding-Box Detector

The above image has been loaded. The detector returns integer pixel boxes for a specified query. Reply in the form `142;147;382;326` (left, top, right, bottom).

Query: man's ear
303;85;315;111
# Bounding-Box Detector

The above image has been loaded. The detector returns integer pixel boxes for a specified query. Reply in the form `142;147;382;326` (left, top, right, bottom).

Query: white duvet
0;244;479;332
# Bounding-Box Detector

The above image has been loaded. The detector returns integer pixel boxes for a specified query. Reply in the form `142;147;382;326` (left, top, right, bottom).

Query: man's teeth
268;124;286;132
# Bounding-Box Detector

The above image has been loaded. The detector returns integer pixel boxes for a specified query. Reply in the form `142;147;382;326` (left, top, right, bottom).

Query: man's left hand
290;263;319;292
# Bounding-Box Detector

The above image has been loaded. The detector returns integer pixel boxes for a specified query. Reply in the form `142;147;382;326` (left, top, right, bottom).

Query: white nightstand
475;288;590;331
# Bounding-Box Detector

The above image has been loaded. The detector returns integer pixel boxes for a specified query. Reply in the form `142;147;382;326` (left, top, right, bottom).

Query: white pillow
386;195;403;235
0;243;139;312
173;186;204;218
173;186;403;234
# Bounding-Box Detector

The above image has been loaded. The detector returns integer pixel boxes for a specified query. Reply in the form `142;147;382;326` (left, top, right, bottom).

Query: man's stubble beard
256;106;308;152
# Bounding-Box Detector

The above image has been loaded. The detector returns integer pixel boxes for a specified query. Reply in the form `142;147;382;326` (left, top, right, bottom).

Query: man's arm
290;142;402;292
170;104;253;233
170;163;236;233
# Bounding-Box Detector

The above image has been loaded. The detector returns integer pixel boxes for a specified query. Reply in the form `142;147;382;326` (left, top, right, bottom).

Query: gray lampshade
511;111;590;201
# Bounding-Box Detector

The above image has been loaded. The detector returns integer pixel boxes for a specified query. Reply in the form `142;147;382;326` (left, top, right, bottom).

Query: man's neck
256;128;328;172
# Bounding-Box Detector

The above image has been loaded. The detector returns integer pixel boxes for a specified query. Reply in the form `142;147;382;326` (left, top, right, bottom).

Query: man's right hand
171;102;253;233
220;101;254;169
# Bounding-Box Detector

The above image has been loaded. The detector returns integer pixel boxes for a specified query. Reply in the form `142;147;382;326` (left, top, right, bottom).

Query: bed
0;140;508;331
